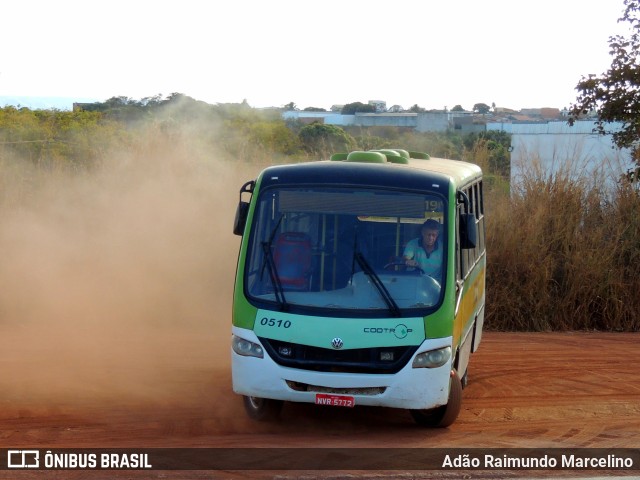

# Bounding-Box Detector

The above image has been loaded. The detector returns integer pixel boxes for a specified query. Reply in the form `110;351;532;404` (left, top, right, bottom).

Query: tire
242;396;284;421
410;370;463;428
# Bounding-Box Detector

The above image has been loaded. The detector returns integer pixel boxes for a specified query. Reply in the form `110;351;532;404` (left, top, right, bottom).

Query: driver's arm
403;241;418;267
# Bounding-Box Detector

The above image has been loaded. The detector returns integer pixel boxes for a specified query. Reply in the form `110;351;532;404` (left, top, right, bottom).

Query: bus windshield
244;186;447;315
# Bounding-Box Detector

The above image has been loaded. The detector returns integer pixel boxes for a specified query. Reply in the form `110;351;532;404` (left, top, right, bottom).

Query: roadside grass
484;153;640;331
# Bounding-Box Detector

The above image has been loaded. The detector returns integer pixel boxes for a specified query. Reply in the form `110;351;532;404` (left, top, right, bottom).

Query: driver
403;219;443;280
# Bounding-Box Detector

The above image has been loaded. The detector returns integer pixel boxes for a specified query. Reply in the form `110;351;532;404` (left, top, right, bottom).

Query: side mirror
460;213;477;249
232;180;255;236
233;201;250;236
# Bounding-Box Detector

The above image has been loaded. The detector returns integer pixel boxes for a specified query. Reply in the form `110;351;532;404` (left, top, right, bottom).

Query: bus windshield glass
244;186;447;315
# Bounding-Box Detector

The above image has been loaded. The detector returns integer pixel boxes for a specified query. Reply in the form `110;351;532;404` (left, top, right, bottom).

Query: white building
488;121;635;190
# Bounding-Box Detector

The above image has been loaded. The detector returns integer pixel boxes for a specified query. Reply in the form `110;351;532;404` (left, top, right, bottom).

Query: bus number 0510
260;317;292;328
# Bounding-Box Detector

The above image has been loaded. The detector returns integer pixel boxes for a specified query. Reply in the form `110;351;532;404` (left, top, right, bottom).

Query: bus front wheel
242;396;284;421
410;370;462;428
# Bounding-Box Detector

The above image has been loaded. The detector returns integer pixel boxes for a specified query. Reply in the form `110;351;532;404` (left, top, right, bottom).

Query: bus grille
259;338;418;374
286;381;386;395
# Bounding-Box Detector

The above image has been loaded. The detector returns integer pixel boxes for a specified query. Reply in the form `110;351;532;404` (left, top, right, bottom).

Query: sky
0;0;630;111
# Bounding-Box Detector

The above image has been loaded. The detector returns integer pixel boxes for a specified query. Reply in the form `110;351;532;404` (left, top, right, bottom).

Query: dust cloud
0;127;264;413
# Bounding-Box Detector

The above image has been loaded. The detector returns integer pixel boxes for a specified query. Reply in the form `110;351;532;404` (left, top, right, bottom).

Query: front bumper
231;326;452;410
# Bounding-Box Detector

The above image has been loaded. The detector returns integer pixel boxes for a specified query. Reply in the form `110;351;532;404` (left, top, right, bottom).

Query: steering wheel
383;259;425;275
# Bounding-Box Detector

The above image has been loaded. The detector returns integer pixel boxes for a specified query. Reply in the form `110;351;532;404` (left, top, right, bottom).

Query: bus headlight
232;335;264;358
412;346;451;368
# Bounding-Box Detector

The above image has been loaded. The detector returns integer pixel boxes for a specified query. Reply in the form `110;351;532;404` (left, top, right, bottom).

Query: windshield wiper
354;252;401;318
262;241;288;311
260;215;288;311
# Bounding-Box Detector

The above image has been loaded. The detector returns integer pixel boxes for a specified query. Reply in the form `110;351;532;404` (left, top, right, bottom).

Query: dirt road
1;330;638;478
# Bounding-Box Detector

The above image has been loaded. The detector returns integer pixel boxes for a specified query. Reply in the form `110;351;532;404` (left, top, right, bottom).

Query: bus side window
471;182;485;260
476;181;485;254
466;186;476;269
457;202;466;281
456;220;462;283
471;184;479;264
458;183;483;281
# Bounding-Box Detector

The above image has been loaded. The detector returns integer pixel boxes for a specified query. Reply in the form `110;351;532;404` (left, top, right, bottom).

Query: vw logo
331;337;344;349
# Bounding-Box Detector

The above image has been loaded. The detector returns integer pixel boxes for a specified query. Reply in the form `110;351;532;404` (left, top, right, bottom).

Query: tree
569;0;640;163
451;105;465;112
473;103;491;114
247;120;300;154
298;123;355;155
341;102;376;115
283;102;298;111
408;104;426;113
463;131;512;177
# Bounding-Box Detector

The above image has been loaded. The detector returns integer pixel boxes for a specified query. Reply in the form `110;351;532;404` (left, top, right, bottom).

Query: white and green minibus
231;149;485;427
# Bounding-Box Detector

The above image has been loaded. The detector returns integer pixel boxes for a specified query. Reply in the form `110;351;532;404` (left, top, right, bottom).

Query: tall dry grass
485;155;640;331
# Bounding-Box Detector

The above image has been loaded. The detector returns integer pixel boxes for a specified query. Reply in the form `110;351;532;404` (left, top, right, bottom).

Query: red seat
273;232;312;290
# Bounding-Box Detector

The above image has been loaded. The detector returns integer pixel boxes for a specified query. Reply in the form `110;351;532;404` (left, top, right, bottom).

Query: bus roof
258;156;481;193
406;157;482;186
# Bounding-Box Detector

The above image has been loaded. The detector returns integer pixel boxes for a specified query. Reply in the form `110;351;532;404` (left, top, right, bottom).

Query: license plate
315;393;355;408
